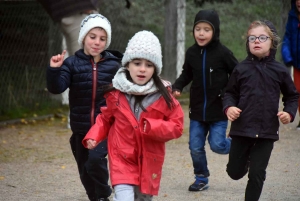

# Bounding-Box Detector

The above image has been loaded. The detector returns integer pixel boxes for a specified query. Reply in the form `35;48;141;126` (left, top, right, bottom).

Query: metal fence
0;0;291;120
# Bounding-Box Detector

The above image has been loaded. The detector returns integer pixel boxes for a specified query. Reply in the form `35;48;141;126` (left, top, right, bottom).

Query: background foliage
0;0;290;121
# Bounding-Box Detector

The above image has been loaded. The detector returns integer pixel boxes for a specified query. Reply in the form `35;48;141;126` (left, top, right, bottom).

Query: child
281;0;300;129
172;9;238;191
223;20;299;201
82;30;184;201
47;14;122;201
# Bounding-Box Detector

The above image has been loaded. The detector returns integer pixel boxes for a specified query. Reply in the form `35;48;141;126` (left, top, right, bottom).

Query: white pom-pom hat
121;30;163;75
78;14;111;50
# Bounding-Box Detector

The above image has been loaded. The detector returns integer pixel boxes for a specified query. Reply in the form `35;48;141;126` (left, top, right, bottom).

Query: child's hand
226;106;242;122
86;139;97;149
50;50;67;68
172;90;181;98
277;111;291;124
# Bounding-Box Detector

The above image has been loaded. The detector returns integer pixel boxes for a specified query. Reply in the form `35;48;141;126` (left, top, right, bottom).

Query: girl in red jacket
82;30;184;201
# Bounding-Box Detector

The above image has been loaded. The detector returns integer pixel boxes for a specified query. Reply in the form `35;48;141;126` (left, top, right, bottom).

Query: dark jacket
47;49;122;135
223;20;299;141
281;0;300;69
37;0;97;22
172;9;238;122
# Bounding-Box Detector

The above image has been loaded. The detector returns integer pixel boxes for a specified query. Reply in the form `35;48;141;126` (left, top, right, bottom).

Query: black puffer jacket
47;49;122;135
172;9;238;122
223;20;299;141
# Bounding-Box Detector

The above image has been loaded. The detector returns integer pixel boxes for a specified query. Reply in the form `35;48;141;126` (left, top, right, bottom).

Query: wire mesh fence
0;0;291;121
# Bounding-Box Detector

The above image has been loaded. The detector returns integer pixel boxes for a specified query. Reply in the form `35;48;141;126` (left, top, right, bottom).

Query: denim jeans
227;136;274;201
189;119;231;176
70;134;111;200
113;184;153;201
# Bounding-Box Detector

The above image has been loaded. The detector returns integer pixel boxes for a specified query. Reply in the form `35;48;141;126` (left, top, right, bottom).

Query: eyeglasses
248;35;270;43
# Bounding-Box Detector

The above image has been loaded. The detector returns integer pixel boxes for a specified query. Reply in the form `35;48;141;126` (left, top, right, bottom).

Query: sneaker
188;181;209;191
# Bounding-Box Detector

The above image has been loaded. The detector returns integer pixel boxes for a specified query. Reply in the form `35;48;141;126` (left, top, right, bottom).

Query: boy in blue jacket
172;9;238;191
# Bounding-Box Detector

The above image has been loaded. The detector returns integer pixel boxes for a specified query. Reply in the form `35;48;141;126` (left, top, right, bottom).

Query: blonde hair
247;20;280;49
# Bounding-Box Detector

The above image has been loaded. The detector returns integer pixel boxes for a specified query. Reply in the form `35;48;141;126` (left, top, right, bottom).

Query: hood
246;20;278;59
289;0;298;19
291;0;297;14
193;9;220;45
75;49;123;62
105;50;123;61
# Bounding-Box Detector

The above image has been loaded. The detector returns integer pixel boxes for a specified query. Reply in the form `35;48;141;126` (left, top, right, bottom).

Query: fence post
163;0;178;83
177;0;185;78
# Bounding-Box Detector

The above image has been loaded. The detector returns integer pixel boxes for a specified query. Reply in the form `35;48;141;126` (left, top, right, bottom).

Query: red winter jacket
83;90;184;195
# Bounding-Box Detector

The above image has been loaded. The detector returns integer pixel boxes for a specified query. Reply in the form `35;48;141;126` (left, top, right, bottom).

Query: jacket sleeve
222;68;240;113
281;70;299;122
140;99;184;142
46;59;72;94
172;51;193;92
82;106;114;147
223;46;238;75
220;45;238;98
281;16;293;66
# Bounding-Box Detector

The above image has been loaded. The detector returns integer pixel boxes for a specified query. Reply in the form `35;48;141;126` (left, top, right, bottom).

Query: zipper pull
93;63;97;71
201;49;203;54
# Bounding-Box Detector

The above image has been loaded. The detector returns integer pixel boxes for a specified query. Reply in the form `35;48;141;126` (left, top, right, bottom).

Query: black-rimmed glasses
248;35;270;43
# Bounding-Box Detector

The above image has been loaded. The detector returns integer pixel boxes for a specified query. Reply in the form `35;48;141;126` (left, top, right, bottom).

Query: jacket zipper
297;23;299;67
202;49;207;121
90;60;97;125
209;67;213;86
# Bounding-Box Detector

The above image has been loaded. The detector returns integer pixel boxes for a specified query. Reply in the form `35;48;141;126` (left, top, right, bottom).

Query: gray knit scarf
112;67;170;95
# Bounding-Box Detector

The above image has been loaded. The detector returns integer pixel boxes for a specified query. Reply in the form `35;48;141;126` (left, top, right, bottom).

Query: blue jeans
189;120;231;176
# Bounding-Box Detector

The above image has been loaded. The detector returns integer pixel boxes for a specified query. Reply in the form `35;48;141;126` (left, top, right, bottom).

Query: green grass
0;104;69;122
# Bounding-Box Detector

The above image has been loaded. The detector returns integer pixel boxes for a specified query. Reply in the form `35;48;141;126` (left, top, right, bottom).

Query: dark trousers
226;136;274;201
70;134;111;200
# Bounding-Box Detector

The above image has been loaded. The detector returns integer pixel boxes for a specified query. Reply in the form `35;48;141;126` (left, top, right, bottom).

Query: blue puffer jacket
281;0;300;69
47;49;122;135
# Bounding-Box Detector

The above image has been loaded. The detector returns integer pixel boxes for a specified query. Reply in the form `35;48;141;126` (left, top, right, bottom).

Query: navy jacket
47;49;122;135
223;20;299;141
281;0;300;69
172;9;238;122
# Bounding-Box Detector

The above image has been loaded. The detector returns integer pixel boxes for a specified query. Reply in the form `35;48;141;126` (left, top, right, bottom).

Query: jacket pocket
140;151;164;194
117;148;138;166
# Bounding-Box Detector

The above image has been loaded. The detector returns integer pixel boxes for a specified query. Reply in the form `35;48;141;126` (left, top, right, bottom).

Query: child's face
193;22;213;46
83;27;107;62
248;26;272;59
127;59;155;85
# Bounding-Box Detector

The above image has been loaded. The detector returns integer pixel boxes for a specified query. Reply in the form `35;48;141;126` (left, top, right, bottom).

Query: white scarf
112;67;170;95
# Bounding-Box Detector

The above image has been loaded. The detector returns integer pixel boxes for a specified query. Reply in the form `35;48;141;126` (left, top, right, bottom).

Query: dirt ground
0;104;300;201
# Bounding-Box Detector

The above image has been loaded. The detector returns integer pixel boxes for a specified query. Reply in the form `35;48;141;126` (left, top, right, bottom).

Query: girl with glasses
223;20;299;201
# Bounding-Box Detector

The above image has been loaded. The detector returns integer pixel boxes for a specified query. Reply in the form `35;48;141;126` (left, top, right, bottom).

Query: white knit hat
78;14;111;50
122;30;162;75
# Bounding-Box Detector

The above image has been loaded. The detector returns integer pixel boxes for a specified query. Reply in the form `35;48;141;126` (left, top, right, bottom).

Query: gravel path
0;104;300;201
